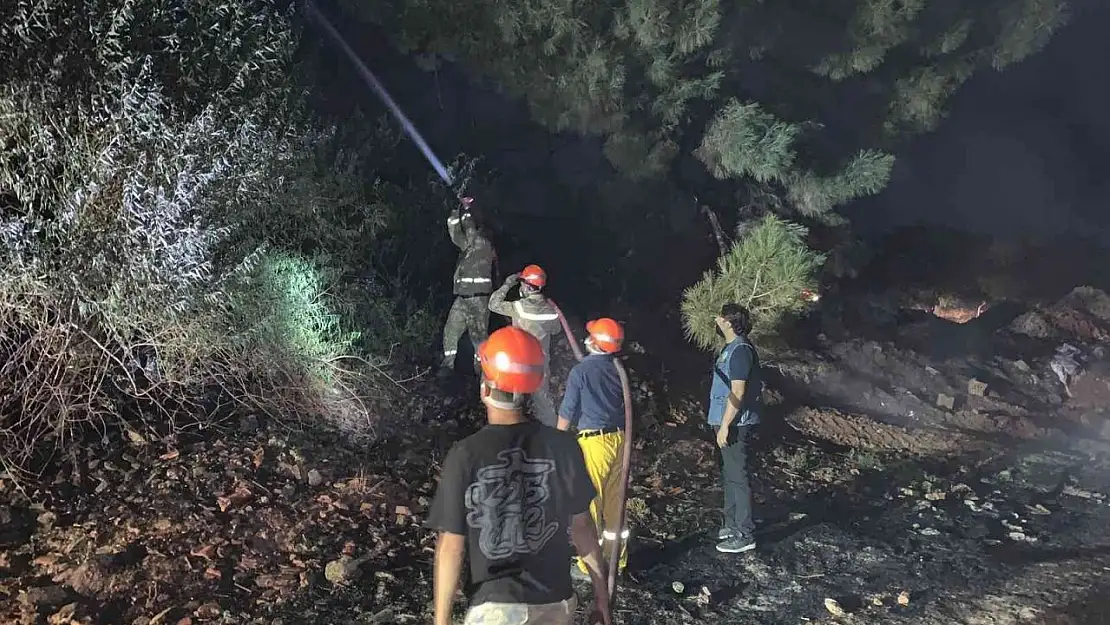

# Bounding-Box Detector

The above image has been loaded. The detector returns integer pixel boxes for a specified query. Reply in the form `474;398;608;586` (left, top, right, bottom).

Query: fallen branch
700;205;728;257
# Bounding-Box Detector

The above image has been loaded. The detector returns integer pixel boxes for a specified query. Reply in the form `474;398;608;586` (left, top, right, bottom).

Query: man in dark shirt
556;318;630;578
427;327;612;625
706;303;762;554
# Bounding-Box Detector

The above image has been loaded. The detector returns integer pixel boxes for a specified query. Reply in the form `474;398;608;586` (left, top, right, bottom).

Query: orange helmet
586;318;624;353
478;327;545;393
520;264;547;289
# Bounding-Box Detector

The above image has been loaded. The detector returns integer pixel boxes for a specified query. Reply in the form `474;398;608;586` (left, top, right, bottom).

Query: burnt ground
2;287;1110;625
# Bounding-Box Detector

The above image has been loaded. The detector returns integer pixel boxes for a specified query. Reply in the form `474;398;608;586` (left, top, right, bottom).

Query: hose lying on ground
551;300;633;609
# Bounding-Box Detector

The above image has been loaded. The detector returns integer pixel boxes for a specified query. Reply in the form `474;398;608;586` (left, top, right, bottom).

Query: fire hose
309;1;634;611
550;301;634;608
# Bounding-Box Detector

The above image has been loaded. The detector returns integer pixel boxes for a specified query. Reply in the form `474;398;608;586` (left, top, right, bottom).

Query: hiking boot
436;366;455;381
717;527;737;540
716;535;756;554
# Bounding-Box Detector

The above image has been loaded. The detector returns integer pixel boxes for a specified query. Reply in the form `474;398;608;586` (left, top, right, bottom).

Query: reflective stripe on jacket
448;213;495;296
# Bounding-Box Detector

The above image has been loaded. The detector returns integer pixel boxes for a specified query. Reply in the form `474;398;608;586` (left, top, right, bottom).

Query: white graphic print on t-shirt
464;448;560;560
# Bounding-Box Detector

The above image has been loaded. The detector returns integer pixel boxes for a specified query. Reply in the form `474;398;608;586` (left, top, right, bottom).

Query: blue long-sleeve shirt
559;353;625;431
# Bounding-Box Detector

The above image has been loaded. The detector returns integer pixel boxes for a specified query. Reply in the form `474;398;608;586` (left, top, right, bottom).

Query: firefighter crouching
440;199;496;378
557;318;630;579
488;265;562;426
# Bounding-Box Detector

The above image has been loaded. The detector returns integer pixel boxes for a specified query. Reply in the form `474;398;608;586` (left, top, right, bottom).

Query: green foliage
681;215;824;351
696;102;895;217
227;253;360;382
786;150;897;218
347;0;1068;223
696;100;801;183
0;0;452;470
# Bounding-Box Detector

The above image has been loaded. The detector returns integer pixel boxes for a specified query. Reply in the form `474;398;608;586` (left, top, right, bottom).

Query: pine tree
340;0;1069;221
681;215;824;350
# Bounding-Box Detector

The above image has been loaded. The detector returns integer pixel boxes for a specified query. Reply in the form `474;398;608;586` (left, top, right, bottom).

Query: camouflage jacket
488;279;562;359
448;211;496;296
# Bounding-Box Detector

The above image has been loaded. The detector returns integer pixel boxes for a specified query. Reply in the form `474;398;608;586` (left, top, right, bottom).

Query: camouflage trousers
442;295;490;369
463;597;576;625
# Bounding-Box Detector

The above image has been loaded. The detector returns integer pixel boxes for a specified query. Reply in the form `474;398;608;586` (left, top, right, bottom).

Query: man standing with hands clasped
426;326;612;625
707;303;762;554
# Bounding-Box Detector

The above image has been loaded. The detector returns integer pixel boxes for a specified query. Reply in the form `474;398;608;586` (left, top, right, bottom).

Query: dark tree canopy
342;0;1069;220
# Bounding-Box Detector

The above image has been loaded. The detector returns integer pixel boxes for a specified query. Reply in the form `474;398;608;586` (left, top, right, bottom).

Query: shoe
570;564;592;583
717;527;737;540
716;536;756;554
436;366;454;381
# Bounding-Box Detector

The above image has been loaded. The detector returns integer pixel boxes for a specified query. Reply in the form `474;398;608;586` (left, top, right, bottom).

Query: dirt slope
777;287;1110;456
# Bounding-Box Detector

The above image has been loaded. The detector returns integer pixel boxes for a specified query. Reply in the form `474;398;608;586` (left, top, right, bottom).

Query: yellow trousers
576;431;628;573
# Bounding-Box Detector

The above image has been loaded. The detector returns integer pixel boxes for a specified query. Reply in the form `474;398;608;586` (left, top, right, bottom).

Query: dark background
850;0;1110;247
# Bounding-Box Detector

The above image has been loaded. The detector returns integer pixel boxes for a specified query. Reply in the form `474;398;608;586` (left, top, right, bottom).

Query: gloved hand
505;273;521;285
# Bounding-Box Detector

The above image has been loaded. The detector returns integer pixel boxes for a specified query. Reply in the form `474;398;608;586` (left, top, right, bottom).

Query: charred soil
3;285;1110;624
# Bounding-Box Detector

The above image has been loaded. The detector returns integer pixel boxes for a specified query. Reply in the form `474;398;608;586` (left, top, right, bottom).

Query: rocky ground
2;287;1109;625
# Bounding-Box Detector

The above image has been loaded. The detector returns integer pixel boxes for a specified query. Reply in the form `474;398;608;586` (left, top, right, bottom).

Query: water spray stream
305;1;454;186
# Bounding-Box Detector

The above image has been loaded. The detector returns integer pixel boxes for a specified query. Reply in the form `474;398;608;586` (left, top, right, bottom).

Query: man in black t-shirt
427;327;612;625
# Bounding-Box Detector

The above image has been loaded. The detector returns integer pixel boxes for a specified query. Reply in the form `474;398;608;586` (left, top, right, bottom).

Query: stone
937;393;955;410
968;379;988;396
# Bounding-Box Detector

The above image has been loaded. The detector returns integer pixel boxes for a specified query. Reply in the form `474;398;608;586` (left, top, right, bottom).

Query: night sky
851;0;1110;246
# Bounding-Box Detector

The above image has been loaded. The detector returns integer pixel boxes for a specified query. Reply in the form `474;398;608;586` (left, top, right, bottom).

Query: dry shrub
0;273;367;478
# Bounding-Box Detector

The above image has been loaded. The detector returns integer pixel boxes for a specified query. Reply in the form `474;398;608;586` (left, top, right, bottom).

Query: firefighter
440;198;496;378
427;326;612;625
488;265;562;426
556;318;630;579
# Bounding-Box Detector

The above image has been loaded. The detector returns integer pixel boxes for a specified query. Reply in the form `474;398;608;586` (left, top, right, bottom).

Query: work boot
716;535;756;554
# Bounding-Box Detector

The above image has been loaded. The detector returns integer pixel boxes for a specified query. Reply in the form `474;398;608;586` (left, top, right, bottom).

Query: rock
20;584;69;607
967;379;988;396
307;470;324;487
824;598;846;617
49;602;78;623
37;510;57;531
1013;360;1031;373
1010;311;1054;339
324;555;370;585
897;590;911;606
925;491;947;501
671;581;685;594
936;394;955;410
194;602;221;619
917;527;941;536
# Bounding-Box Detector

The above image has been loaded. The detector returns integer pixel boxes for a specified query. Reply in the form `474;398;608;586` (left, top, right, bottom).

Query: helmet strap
481;381;524;411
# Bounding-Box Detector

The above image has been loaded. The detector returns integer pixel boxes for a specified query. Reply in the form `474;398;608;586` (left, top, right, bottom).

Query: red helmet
520;264;547;289
478;327;545;393
586;318;624;353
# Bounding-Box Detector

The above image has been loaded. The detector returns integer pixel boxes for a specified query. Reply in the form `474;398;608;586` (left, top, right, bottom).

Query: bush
225;252;361;383
681;215;825;351
0;0;447;474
